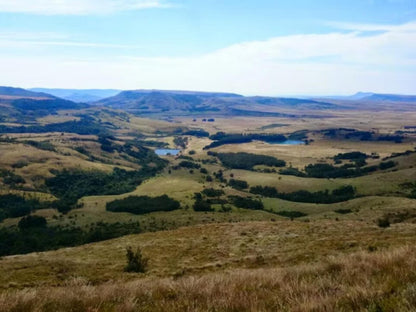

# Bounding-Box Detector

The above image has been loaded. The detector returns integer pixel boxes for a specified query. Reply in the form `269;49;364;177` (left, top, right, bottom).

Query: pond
155;149;180;156
268;140;305;145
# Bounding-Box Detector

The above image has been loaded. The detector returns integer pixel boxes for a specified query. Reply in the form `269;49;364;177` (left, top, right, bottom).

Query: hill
0;86;55;99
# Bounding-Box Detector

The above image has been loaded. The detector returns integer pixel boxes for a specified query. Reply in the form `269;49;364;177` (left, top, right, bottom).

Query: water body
155;149;180;156
268;140;305;145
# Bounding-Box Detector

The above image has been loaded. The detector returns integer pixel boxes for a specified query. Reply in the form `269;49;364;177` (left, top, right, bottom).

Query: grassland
2;221;416;311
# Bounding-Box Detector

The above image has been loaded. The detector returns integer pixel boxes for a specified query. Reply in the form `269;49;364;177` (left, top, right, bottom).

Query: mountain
96;89;336;116
30;88;121;103
317;92;416;102
0;86;55;99
363;93;416;102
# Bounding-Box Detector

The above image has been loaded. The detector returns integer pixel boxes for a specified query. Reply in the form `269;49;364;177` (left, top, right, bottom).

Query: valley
0;87;416;311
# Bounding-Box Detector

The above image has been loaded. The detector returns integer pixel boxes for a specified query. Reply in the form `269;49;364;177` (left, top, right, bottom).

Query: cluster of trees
106;195;180;215
193;193;213;212
202;188;224;197
379;160;397;170
183;130;210;137
0;116;108;136
249;185;356;204
321;128;404;143
213;152;286;170
46;163;166;213
228;179;249;190
24;140;56;152
333;151;368;166
303;163;378;178
204;132;287;149
0;221;141;256
0;194;44;222
229;195;264;210
178;160;201;169
383;149;416;161
174;136;188;149
0;169;25;186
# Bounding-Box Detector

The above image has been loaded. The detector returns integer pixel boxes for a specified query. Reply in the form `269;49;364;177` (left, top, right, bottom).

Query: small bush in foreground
124;246;148;273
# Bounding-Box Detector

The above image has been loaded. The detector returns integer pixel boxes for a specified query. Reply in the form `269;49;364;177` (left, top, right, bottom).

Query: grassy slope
2;221;416;311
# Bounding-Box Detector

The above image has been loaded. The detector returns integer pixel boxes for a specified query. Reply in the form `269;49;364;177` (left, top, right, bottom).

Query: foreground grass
2;244;416;311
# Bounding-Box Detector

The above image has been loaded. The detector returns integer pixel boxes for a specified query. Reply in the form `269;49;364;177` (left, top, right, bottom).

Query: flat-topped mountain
96;89;336;116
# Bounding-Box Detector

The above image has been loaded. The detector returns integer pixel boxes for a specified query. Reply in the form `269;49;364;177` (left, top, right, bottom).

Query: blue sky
0;0;415;95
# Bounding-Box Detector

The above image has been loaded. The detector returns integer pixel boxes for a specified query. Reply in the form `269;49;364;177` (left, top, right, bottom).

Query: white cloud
0;21;415;95
0;0;171;15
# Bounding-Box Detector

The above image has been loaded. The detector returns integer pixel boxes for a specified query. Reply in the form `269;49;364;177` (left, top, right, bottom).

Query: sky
0;0;415;96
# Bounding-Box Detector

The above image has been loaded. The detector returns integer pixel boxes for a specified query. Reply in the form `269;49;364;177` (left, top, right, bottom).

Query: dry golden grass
2;220;416;289
2;234;416;311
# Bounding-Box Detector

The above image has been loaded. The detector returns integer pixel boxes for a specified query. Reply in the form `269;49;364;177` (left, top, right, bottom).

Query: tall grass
2;246;416;311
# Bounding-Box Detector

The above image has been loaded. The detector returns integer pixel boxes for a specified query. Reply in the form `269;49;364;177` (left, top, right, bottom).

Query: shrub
274;211;307;219
124;246;148;273
377;218;390;228
334;209;353;214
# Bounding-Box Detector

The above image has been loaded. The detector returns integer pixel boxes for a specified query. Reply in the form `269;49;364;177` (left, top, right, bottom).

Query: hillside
2;221;416;311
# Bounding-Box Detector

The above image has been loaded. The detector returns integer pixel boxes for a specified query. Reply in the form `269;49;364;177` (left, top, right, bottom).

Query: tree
124;246;148;273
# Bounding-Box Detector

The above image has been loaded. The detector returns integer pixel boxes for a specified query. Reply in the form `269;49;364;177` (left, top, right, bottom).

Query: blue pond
268;140;305;145
155;149;180;156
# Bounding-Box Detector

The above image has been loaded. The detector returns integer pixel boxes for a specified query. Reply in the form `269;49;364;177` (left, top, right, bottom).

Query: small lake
155;149;180;156
268;140;305;145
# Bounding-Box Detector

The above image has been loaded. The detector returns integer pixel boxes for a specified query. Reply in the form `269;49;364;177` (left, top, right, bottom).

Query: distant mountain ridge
319;92;416;102
96;89;337;116
30;88;121;103
0;86;55;99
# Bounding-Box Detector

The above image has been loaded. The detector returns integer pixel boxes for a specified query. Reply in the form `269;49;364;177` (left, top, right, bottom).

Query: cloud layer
0;0;170;15
0;22;415;95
